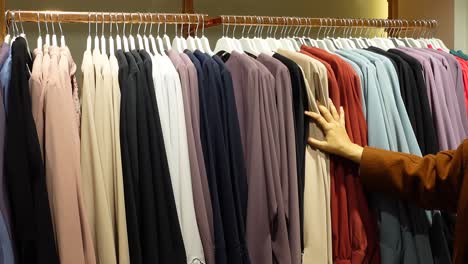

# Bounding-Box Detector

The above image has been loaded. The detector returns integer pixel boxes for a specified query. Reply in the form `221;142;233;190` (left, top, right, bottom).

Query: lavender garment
421;48;468;136
257;54;301;264
397;48;461;150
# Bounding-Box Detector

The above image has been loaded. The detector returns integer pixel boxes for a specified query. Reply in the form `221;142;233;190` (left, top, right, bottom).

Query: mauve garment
226;51;284;264
180;52;216;264
257;54;301;264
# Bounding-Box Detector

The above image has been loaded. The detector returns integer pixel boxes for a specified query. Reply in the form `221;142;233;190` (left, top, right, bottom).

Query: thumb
307;137;328;151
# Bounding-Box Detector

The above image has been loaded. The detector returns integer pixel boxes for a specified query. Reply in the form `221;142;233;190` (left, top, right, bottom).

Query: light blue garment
337;50;405;264
355;49;422;156
0;211;14;264
339;56;367;115
0;53;11;113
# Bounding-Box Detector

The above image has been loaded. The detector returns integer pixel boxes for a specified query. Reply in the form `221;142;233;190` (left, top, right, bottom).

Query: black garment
185;50;228;264
387;49;439;155
116;50;142;264
130;50;160;263
273;53;308;250
194;50;244;264
213;55;251;264
139;50;187;263
430;212;452;264
5;37;59;264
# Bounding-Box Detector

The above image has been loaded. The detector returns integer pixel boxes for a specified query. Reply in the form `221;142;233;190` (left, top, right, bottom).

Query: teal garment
450;50;468;60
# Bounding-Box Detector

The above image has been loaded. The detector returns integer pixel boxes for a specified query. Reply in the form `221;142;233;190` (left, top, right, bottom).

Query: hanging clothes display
2;12;468;264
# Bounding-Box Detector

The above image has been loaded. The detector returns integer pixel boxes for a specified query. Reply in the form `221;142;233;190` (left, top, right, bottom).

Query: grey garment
416;48;468;137
257;54;301;264
0;43;9;69
397;48;462;150
226;52;291;264
179;53;215;264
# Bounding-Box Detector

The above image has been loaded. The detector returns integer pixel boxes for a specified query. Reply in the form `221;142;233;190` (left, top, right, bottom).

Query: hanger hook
195;14;200;37
17;10;25;34
180;15;184;38
44;12;49;34
37;11;41;35
187;14;191;36
164;14;167;34
109;13;113;35
122;13;127;36
149;14;153;35
137;13;142;35
232;16;237;38
101;12;105;36
201;15;205;36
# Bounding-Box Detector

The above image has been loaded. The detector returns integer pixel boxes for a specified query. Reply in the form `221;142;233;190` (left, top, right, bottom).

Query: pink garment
454;56;468;116
41;46;96;264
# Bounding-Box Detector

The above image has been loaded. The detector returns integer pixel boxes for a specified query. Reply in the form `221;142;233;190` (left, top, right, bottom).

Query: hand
305;99;363;163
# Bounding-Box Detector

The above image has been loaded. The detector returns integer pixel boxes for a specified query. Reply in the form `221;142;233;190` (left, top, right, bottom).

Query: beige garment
277;50;332;264
39;46;96;264
81;49;116;264
109;54;130;264
30;47;46;155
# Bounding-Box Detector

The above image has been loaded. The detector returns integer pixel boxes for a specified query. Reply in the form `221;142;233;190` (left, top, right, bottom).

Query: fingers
339;106;345;127
328;98;339;121
305;111;329;130
318;104;334;123
307;137;328;150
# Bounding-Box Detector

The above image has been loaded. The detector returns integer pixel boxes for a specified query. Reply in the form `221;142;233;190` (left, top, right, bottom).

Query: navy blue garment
5;37;59;264
272;53;308;250
194;50;244;264
116;50;142;264
139;50;187;264
212;55;251;264
185;50;228;264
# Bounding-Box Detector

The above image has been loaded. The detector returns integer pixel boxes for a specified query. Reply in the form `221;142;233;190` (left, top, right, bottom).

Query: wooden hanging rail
207;15;438;30
5;10;209;25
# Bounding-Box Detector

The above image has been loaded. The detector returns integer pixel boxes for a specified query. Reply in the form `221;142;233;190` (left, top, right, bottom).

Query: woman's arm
306;100;465;211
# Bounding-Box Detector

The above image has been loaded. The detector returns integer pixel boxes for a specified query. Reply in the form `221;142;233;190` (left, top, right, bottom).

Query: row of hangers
83;12;214;57
213;16;450;56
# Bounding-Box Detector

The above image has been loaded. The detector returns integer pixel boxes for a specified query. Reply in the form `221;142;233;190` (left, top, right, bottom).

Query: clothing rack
5;10;209;26
210;15;436;28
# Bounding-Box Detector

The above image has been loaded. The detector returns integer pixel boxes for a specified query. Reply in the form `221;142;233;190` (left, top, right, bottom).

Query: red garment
300;46;380;264
453;56;468;116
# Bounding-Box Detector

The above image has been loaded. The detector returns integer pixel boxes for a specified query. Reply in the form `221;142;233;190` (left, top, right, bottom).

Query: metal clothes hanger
58;14;66;47
162;14;172;51
186;14;197;51
44;12;51;47
128;13;136;50
155;14;166;54
136;13;144;50
86;13;92;51
114;14;122;51
193;14;204;52
50;13;58;46
94;13;100;51
4;10;11;44
172;14;182;52
148;14;160;55
122;13;130;52
36;12;43;51
200;15;213;55
109;13;115;55
101;13;107;56
143;13;152;54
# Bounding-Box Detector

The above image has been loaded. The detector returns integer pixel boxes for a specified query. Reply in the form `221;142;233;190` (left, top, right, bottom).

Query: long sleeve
360;140;467;212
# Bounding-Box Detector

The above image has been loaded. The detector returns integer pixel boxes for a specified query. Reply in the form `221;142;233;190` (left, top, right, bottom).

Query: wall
454;0;468;51
398;0;454;48
7;0;388;70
